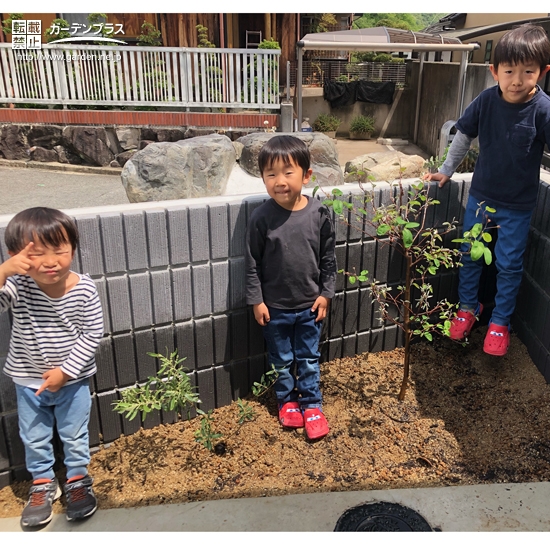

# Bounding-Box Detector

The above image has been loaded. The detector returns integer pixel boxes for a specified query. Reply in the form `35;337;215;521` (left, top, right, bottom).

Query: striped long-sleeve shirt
0;273;104;386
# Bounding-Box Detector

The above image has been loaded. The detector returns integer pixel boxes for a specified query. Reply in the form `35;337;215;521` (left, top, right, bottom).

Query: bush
350;115;375;134
312;113;341;132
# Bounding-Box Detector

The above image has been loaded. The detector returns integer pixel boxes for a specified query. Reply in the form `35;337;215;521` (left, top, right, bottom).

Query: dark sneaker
449;304;483;340
303;408;329;440
483;322;510;356
278;401;304;428
64;475;97;521
21;478;61;528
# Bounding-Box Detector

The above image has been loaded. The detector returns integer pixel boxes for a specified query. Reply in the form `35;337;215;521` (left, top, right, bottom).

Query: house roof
425;16;550;42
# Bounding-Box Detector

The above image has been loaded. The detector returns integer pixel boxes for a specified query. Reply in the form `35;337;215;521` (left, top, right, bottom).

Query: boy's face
490;61;550;104
261;157;313;211
9;237;75;290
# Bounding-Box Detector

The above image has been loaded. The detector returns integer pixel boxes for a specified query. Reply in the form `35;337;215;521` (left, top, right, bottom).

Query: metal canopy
295;27;480;141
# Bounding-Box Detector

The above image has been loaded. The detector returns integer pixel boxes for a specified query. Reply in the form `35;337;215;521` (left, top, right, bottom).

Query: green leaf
424;332;433;341
332;200;343;215
312;185;319;197
377;224;390;235
471;241;485;261
348;276;356;284
470;223;482;238
485;206;496;213
482;232;492;243
405;222;420;229
483;247;493;265
428;266;437;275
332;188;343;197
402;228;413;248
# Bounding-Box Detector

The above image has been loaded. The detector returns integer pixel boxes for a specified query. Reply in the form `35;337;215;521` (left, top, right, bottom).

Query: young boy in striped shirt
0;207;104;528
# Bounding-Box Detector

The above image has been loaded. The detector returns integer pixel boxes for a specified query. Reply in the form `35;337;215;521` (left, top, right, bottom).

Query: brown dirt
2;326;550;518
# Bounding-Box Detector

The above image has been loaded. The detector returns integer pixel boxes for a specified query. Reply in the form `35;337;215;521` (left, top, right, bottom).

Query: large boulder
115;128;140;151
27;125;63;149
156;128;186;142
62;126;115;166
0;124;30;160
29;146;58;162
344;151;425;182
237;132;343;188
121;134;236;202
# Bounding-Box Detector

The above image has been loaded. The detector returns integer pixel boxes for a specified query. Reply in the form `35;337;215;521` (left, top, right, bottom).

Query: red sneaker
449;304;483;340
483;322;510;356
303;408;329;440
278;402;304;428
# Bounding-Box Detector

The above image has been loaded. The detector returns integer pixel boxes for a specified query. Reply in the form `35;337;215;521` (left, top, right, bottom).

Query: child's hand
312;296;330;322
253;303;270;326
423;172;450;188
35;367;70;396
1;241;34;279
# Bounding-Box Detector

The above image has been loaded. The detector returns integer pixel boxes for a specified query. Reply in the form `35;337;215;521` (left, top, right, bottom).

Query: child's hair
4;207;79;253
493;24;550;71
258;135;311;176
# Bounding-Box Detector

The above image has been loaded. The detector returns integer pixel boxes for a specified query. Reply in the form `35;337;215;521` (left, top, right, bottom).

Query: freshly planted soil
2;326;550;518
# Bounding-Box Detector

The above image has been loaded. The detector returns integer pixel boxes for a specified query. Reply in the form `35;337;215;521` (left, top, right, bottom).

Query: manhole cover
334;501;433;531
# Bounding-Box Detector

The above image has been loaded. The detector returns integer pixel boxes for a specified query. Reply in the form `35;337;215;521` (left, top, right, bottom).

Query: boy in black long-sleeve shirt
245;135;336;440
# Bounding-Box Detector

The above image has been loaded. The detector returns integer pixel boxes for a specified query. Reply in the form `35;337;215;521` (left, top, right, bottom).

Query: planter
322;131;337;139
349;131;372;140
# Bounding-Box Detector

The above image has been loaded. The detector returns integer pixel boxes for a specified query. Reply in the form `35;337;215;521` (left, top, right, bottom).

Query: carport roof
298;26;475;52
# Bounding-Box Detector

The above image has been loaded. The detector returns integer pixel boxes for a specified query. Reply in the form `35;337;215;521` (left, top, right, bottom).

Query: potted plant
312;113;341;138
349;115;375;140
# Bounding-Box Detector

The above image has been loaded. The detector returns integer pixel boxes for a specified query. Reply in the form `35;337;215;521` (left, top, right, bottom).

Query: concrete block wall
1;174;549;486
513;174;550;384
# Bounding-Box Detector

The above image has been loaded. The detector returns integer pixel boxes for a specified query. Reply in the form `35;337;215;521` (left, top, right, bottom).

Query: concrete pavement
1;482;550;532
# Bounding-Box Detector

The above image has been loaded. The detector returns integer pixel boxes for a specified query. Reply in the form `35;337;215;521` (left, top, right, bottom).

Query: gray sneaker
64;475;97;521
20;478;61;528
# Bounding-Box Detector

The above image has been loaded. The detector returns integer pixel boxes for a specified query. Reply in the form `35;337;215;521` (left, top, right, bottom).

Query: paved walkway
1;482;550;532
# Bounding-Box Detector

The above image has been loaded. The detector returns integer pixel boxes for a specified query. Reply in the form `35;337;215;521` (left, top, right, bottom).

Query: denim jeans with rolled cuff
458;193;533;326
15;378;92;481
263;306;323;409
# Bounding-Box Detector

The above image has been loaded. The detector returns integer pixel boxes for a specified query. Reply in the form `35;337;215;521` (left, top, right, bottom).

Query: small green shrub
313;113;341;132
112;350;201;421
236;398;256;424
251;365;280;398
194;410;223;451
350;115;375;134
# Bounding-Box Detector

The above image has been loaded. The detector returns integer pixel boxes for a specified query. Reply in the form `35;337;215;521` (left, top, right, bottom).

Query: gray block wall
513;176;550;384
1;174;549;487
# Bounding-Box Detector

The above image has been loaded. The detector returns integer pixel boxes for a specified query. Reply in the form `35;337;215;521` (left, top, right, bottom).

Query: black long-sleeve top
245;196;337;310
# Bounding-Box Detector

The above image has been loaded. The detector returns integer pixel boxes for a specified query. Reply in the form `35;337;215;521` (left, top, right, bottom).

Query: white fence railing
0;43;281;110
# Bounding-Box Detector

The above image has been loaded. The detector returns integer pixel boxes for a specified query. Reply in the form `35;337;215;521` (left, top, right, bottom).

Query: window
484;40;493;64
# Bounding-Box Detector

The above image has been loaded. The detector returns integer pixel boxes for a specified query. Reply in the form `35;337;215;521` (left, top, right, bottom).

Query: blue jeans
15;379;92;481
263;306;323;408
459;194;533;326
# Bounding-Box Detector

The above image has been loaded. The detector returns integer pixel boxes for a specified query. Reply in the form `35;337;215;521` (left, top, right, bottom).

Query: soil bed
2;326;550;518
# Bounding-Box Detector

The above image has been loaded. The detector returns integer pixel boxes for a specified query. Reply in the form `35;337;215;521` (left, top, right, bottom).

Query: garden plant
312;113;342;133
112;350;201;421
315;168;495;400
